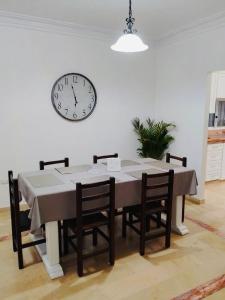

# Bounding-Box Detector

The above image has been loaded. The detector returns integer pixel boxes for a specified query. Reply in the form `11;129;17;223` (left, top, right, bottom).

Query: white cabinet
206;143;223;181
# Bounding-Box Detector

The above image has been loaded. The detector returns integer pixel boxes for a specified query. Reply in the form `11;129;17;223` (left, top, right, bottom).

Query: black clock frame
51;72;97;122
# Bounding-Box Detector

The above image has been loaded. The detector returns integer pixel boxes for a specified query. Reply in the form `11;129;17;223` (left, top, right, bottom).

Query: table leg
171;195;189;235
161;195;189;236
32;221;64;279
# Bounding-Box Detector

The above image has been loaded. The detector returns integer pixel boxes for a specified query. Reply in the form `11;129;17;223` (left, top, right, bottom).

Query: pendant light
111;0;149;53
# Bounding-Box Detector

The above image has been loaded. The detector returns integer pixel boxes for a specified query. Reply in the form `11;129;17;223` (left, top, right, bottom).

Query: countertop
208;129;225;144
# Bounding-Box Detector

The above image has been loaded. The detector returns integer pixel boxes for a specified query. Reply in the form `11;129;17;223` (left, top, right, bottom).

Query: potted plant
132;118;176;159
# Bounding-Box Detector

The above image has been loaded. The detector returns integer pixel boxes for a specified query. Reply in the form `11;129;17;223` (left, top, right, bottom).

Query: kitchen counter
208;135;225;144
208;129;225;144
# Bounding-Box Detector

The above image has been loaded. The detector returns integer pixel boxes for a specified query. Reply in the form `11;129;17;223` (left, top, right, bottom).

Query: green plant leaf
132;117;176;159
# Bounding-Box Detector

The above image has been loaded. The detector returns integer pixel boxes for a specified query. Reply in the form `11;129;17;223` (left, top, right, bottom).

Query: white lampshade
111;33;149;53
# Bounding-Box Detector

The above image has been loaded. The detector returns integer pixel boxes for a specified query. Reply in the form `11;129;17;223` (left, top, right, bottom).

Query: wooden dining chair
39;157;69;170
63;177;115;277
39;157;69;256
166;153;187;222
93;153;122;216
8;171;46;269
93;153;118;164
93;153;123;216
122;170;174;256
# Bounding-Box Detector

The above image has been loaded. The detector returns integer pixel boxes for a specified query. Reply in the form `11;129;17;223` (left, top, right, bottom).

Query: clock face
51;73;97;121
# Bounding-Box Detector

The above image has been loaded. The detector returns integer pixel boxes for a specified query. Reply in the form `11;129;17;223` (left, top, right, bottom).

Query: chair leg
63;222;69;255
165;218;171;249
146;215;150;232
140;216;146;256
109;220;115;266
129;213;133;225
17;232;24;269
182;196;185;223
165;232;171;248
13;240;17;252
18;248;24;269
77;233;83;277
12;232;17;252
122;211;127;238
157;213;161;228
10;207;17;252
93;228;98;246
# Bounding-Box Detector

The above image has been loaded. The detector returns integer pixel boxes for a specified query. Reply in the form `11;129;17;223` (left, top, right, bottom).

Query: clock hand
71;85;78;107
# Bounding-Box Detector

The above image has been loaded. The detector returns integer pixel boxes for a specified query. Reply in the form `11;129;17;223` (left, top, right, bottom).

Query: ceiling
0;0;225;40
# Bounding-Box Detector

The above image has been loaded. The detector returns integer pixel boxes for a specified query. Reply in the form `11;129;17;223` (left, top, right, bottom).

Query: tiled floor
1;181;225;299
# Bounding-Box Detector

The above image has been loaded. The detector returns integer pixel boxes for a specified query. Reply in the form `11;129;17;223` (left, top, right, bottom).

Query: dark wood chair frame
122;170;174;256
39;157;69;256
166;153;187;222
8;171;46;269
39;157;69;170
93;153;118;164
93;153;122;216
63;177;115;277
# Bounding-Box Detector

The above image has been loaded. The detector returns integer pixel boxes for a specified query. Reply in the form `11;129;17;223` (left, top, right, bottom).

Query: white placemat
126;168;163;180
144;161;183;170
103;160;140;167
26;174;64;188
121;160;141;167
56;165;91;174
71;175;120;185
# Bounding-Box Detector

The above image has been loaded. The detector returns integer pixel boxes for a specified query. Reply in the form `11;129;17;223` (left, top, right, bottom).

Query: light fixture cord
129;0;132;20
125;0;136;34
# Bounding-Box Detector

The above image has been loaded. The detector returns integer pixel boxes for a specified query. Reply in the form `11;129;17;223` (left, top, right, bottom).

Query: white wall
155;26;225;199
0;26;155;207
4;16;224;207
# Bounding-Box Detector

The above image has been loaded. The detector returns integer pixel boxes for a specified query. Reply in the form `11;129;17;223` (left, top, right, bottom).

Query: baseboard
0;203;27;212
186;196;205;205
0;206;10;212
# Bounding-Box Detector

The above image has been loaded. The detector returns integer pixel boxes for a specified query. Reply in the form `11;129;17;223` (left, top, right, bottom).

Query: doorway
204;70;225;199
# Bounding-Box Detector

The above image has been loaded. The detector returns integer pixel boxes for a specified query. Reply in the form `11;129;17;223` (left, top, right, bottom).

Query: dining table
18;158;197;279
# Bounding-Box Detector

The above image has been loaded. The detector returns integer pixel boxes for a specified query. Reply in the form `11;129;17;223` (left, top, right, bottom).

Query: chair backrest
141;170;174;212
166;153;187;167
8;171;20;229
76;177;115;220
39;157;69;170
93;153;118;164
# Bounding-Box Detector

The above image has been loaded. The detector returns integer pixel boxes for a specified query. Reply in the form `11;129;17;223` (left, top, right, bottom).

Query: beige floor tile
1;180;225;299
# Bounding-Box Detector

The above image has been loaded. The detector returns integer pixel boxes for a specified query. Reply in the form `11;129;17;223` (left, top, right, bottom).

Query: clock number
58;84;63;92
57;102;62;110
65;77;68;85
73;113;77;119
83;79;86;87
73;75;78;83
88;104;92;110
54;93;59;100
83;109;86;116
91;95;95;102
64;108;68;115
88;85;92;93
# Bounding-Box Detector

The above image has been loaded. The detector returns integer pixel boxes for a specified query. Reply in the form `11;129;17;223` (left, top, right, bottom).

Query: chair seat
124;203;166;217
19;210;31;231
67;212;108;232
124;204;140;213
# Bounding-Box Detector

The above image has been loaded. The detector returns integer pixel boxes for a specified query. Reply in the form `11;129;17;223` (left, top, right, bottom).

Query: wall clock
51;73;97;121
